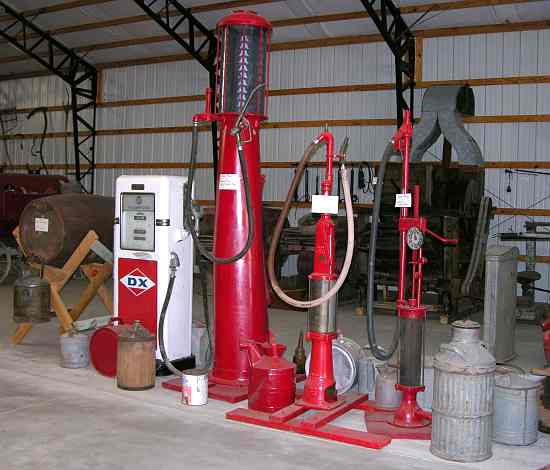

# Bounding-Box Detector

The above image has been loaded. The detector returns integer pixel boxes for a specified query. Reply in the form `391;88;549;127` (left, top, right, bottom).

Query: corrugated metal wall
1;29;550;298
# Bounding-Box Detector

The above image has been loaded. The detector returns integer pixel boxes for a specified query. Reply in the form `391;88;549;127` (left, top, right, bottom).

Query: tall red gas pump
163;11;273;402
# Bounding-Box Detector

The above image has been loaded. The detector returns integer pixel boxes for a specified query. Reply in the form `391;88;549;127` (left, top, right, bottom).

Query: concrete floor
1;279;549;470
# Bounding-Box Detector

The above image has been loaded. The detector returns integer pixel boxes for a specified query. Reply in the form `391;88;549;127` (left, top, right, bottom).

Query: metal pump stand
363;111;458;439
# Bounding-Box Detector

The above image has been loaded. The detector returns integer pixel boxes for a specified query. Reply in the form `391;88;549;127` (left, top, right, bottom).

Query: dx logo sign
120;268;156;297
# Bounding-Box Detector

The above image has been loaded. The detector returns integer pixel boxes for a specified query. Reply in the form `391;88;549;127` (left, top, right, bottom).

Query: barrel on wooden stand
19;194;114;267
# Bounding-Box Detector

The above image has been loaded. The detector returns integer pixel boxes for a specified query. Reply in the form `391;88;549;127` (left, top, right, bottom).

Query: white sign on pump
311;195;339;214
218;174;241;190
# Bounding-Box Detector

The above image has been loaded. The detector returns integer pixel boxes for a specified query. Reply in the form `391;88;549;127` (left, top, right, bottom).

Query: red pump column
391;111;458;428
193;11;272;400
298;132;342;410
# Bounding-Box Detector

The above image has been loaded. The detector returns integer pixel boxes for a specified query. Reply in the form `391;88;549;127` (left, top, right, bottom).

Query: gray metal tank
13;275;51;323
374;365;402;409
483;246;518;362
60;330;90;369
431;320;496;462
493;373;540;446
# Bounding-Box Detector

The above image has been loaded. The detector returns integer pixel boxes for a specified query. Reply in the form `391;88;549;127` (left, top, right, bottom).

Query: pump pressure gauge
406;227;424;250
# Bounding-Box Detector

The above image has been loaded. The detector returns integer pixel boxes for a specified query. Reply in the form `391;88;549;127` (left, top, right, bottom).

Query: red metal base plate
226;393;392;449
359;400;432;440
162;374;307;404
162;377;249;403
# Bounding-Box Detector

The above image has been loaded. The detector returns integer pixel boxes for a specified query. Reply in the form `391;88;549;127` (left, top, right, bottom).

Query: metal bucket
305;335;364;394
493;373;540;445
417;356;434;411
374;365;402;409
13;275;51;323
60;330;90;369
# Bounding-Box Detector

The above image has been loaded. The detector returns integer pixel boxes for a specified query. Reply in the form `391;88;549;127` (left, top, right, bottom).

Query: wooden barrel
116;320;156;391
19;194;114;267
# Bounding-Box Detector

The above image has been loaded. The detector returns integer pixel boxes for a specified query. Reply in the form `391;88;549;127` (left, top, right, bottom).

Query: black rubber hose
27;107;48;175
158;272;181;376
365;141;400;361
184;124;254;264
198;255;212;366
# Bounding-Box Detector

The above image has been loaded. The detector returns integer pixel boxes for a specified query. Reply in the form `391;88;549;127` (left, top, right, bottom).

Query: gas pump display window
121;193;155;251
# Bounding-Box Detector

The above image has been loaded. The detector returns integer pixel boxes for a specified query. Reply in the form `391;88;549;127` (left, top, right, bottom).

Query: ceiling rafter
0;0;278;44
0;0;116;22
0;0;545;67
0;0;539;46
0;17;548;81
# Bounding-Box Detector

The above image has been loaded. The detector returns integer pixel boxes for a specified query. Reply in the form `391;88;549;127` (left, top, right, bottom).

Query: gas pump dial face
406;227;424;250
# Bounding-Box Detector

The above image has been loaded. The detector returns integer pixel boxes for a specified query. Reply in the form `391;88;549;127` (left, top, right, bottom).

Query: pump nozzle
338;136;350;159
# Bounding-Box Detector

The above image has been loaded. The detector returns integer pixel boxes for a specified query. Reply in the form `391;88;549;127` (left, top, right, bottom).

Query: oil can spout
240;341;263;366
263;342;286;358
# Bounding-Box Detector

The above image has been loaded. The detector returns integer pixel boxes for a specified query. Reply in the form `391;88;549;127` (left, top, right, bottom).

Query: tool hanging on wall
27;107;48;175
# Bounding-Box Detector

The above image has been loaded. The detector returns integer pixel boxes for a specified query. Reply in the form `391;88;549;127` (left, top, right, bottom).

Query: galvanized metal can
13;275;51;323
374;365;402;409
60;330;90;368
483;246;519;362
305;335;363;394
357;349;385;398
182;368;208;406
431;320;496;462
493;373;540;446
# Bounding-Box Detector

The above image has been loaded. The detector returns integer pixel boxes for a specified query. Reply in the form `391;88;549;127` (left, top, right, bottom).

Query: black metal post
133;0;219;188
360;0;415;126
0;1;97;192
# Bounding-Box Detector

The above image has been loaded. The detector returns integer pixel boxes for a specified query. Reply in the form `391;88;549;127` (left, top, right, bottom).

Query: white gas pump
114;175;194;373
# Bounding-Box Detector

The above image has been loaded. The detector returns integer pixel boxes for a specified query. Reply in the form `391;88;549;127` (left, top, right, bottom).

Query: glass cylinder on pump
215;11;270;117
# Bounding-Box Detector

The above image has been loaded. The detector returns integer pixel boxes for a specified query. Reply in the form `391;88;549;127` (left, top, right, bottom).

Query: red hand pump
391;110;458;428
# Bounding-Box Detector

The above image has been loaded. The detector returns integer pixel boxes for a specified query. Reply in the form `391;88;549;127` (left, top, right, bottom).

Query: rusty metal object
13;275;50;323
19;194;114;267
116;320;156;391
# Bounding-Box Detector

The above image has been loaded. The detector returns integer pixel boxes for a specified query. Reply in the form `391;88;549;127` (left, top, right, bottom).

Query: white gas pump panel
114;175;194;367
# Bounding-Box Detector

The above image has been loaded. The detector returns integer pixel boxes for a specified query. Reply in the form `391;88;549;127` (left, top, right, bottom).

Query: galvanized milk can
431;320;496;462
60;329;90;368
493;373;540;445
13;275;51;323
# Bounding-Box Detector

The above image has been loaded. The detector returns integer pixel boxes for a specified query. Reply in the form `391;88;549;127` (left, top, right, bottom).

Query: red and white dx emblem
120;269;156;297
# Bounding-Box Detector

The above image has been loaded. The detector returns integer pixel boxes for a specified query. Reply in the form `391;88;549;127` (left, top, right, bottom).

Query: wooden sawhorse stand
11;229;113;346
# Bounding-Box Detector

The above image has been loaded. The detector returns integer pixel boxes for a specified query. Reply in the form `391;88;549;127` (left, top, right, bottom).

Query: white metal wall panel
3;30;550;298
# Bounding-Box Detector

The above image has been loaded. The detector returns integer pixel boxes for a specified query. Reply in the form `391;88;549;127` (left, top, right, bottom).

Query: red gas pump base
361;400;432;440
226;393;392;449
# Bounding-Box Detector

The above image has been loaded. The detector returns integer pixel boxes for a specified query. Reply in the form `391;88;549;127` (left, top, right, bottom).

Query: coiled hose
365;141;400;361
267;140;355;309
184;124;254;264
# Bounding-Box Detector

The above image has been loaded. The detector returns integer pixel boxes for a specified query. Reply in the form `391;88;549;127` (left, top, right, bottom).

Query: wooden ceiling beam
0;0;116;22
0;0;278;42
3;74;550;109
0;0;544;66
95;19;550;70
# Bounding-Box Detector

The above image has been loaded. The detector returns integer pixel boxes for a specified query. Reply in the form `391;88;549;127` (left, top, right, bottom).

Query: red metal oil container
242;341;295;413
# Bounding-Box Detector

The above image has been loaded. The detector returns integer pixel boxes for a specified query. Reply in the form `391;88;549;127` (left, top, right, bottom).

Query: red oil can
242;341;296;413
